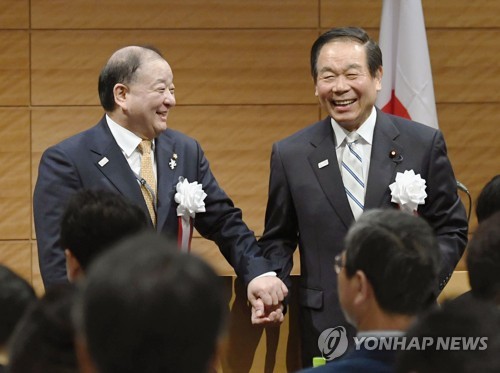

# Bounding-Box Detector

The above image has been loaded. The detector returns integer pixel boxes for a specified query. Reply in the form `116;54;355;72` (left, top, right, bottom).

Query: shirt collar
106;115;155;156
331;107;377;148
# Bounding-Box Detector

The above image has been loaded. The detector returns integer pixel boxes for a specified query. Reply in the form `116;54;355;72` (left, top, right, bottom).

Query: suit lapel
155;131;178;232
89;119;146;210
308;118;353;229
365;111;403;209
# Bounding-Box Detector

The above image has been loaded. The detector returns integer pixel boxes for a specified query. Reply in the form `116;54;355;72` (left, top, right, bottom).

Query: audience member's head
466;211;500;303
8;283;78;373
476;174;500;223
0;265;36;366
396;298;500;373
337;209;440;330
60;189;149;281
73;232;228;373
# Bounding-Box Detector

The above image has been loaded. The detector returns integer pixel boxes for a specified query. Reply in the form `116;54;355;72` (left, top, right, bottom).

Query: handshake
247;275;288;325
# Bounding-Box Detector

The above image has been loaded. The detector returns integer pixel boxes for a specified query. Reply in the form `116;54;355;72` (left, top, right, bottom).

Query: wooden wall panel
320;0;382;28
0;31;29;105
0;242;32;283
31;30;318;106
423;0;500;28
438;102;500;232
0;0;29;29
321;1;500;29
429;30;500;103
31;0;318;29
31;107;104;159
0;109;31;239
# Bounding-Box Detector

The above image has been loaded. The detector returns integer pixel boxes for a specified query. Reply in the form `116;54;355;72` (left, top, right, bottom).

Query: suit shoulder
386;113;439;138
275;118;329;147
163;128;200;146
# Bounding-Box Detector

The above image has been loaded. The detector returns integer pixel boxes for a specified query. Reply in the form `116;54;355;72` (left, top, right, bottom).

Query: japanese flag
376;0;439;129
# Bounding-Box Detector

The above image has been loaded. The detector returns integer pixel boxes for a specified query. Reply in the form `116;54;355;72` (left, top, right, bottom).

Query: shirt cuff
254;271;277;279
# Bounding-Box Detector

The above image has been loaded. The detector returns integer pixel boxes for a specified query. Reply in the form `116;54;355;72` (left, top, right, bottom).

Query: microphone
456;180;471;222
134;174;157;214
456;180;469;194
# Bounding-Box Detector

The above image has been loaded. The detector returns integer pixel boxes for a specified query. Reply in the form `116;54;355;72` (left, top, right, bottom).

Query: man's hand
250;303;284;325
247;276;288;325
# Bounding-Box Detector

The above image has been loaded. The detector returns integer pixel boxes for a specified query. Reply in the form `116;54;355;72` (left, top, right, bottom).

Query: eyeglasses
334;251;346;275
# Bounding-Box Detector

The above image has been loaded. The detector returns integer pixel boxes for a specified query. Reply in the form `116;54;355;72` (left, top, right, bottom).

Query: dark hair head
396;298;500;373
476;175;500;223
8;283;78;373
466;211;500;301
310;26;382;82
0;265;36;345
60;189;149;270
74;232;228;373
98;45;164;111
344;209;440;315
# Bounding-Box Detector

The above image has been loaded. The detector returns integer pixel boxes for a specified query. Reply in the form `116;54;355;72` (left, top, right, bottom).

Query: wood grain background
0;1;498;370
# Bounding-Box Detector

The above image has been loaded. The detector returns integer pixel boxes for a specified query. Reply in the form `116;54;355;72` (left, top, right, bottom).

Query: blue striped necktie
341;132;365;220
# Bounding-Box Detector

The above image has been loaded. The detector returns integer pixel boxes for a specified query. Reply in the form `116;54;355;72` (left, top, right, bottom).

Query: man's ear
113;83;129;110
352;270;372;306
375;66;383;92
65;249;83;282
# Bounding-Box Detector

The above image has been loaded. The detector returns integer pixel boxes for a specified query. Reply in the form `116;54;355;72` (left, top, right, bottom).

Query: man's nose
164;91;176;106
332;76;349;93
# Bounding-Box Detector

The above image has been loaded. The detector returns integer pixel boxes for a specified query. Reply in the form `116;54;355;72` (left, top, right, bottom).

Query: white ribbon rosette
174;178;207;251
389;170;427;214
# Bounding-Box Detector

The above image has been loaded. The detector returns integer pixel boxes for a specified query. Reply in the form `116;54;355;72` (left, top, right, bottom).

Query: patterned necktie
137;140;157;226
341;132;365;220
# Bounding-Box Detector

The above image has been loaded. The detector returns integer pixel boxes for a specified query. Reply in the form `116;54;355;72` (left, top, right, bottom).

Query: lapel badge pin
389;150;403;163
98;157;109;167
318;159;329;169
169;153;178;170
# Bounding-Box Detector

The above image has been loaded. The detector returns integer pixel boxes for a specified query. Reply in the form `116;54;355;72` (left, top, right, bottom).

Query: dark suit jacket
259;109;468;364
34;116;275;287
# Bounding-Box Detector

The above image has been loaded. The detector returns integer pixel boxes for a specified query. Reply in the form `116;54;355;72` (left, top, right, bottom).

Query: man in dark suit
34;45;286;324
258;27;468;366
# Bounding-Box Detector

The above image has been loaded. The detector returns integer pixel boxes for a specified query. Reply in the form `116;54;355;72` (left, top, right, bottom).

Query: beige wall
0;1;498;371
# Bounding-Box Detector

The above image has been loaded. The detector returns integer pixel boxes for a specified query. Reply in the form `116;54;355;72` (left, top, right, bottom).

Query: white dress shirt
105;115;157;180
331;106;377;184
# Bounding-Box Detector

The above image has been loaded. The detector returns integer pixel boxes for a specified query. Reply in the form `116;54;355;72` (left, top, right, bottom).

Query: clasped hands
247;276;288;325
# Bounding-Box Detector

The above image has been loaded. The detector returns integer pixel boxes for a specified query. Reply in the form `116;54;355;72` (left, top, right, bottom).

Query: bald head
98;46;165;112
